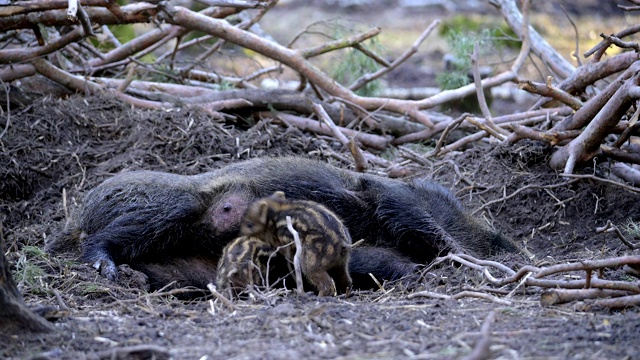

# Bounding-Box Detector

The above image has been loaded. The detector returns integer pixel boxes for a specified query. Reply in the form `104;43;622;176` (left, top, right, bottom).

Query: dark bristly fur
240;192;352;296
47;157;517;290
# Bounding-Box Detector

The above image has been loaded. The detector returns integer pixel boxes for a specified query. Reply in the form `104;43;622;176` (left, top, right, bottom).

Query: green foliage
109;24;136;44
380;147;398;161
439;15;484;37
144;64;180;83
436;29;495;91
218;79;236;91
440;15;520;49
402;143;434;154
622;219;640;240
13;246;47;289
332;38;384;97
81;283;109;296
380;143;434;161
437;16;520;92
437;70;470;92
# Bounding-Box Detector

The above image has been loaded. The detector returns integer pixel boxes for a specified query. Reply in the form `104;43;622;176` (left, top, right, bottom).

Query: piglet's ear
271;191;286;200
258;201;269;224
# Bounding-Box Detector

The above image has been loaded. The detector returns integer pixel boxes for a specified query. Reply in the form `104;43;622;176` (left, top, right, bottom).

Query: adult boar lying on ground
47;157;516;290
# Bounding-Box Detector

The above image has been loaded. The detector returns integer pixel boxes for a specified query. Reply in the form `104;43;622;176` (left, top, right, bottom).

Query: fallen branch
540;288;632;306
610;162;640;186
507;125;581;145
0;27;85;64
0;2;159;31
518;77;583;110
206;283;235;310
272;112;390;150
581;294;640;310
408;290;512;306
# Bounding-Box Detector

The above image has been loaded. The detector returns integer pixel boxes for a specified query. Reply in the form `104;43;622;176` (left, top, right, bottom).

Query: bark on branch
550;62;640;173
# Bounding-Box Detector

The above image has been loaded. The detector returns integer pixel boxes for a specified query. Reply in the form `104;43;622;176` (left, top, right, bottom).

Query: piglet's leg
329;266;352;296
305;270;336;297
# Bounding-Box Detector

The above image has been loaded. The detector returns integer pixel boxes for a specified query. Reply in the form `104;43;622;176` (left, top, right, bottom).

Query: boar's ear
258;201;269;224
271;191;286;200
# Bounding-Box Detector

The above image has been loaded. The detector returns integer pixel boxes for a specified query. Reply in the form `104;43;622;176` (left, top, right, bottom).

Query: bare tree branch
490;0;575;78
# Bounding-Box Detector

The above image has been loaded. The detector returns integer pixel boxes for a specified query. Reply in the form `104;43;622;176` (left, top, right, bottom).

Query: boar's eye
223;203;232;212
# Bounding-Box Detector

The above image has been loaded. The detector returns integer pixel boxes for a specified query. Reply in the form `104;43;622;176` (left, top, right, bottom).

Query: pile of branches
413;252;640;310
1;0;640;184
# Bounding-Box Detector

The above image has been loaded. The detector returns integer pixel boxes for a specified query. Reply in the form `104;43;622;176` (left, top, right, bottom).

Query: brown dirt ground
1;93;639;360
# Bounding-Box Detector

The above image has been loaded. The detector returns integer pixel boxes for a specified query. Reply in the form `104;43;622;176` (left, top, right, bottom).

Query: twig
435;131;488;156
462;311;496;360
518;77;583;110
76;2;95;37
182;0;276;76
100;24;121;47
612;108;640;147
117;63;137;92
471;42;508;140
584;25;640;59
397;107;571;145
67;0;79;19
352;43;390;68
408;290;512;306
53;289;71;311
348;19;440;92
368;273;385;292
312;103;367;172
429;253;640;293
560;173;640;193
62;188;70;229
560;5;581;66
206;283;235;310
471;180;576;216
600;33;640;52
94;345;169;360
596;220;638;250
300;27;381;58
273;112;389;150
491;0;574;78
286;216;305;296
465;117;505;141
